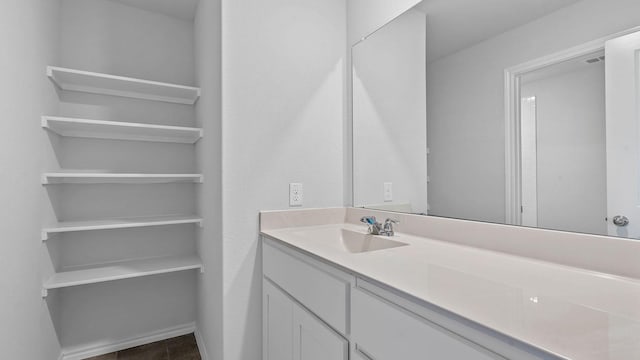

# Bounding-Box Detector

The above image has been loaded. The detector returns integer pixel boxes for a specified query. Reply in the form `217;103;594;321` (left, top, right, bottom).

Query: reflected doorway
518;51;606;235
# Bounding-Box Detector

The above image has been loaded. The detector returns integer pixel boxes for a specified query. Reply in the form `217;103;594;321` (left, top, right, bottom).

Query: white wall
352;9;427;213
427;0;640;223
59;0;195;85
221;0;347;358
57;272;197;349
57;0;197;130
194;0;223;359
521;64;607;235
0;0;61;358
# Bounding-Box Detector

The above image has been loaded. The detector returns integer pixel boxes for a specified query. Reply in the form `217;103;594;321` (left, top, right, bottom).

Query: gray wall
0;0;61;359
427;0;640;224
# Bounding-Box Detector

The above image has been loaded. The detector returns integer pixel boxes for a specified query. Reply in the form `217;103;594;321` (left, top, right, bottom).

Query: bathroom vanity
260;208;640;360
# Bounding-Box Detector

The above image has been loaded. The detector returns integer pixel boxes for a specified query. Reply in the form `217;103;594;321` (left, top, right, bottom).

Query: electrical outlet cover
289;183;303;207
384;182;393;202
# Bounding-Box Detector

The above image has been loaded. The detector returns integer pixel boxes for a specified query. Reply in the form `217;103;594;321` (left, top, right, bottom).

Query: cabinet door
264;280;293;360
293;303;349;360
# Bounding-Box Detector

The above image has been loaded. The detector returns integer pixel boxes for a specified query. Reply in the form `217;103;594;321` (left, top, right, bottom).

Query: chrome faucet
360;216;399;236
382;218;399;236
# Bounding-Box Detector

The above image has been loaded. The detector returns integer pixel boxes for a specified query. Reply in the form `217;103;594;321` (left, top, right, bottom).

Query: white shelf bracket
197;220;204;228
41;174;50;185
41;288;48;298
199;266;205;274
41;230;49;242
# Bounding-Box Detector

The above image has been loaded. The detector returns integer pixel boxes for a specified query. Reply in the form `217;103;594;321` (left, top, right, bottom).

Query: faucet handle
361;216;382;235
383;218;399;235
360;216;377;225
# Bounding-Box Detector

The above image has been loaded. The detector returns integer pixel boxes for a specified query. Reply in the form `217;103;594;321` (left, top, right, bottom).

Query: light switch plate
384;182;393;202
290;183;303;207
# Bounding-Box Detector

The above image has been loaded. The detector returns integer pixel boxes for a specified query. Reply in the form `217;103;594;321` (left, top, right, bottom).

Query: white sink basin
289;227;408;253
340;229;408;253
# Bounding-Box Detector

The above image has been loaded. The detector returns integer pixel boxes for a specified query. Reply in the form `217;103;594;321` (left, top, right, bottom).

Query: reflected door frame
503;26;640;226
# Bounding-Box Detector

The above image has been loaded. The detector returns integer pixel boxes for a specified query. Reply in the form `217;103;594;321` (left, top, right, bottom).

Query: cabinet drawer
263;239;350;335
352;287;502;360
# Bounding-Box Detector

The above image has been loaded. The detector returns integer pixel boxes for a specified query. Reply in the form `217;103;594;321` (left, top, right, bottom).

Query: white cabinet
262;236;531;360
263;240;351;334
351;287;503;360
263;279;348;360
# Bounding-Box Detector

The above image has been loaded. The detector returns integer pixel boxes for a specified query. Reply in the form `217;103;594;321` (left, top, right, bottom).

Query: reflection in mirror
352;0;640;239
518;51;606;236
352;6;427;214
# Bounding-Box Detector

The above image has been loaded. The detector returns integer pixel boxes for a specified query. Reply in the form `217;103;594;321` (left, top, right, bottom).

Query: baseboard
60;322;196;360
194;327;209;360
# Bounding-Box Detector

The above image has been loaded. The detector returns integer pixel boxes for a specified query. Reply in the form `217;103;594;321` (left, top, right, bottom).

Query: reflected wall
352;8;427;214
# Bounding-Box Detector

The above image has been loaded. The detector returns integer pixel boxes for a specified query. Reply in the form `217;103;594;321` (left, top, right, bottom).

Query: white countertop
261;222;640;360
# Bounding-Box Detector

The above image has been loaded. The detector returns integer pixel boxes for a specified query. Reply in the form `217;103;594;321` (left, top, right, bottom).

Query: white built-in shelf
41;215;203;241
42;116;203;144
42;172;204;184
42;255;203;296
47;66;201;105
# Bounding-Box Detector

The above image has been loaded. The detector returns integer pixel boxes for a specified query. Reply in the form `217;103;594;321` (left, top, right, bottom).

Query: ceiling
416;0;582;63
109;0;199;21
520;50;605;85
106;0;581;56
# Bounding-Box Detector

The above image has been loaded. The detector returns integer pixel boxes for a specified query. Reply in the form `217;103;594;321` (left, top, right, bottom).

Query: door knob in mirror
613;215;629;227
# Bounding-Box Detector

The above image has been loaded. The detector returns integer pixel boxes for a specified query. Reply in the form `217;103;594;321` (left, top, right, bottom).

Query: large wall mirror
352;0;640;239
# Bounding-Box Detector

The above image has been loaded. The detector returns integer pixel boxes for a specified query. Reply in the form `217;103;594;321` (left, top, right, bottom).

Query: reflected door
606;30;640;238
520;96;538;227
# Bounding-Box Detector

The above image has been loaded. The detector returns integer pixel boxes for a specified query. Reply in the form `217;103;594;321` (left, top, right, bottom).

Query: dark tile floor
85;333;201;360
